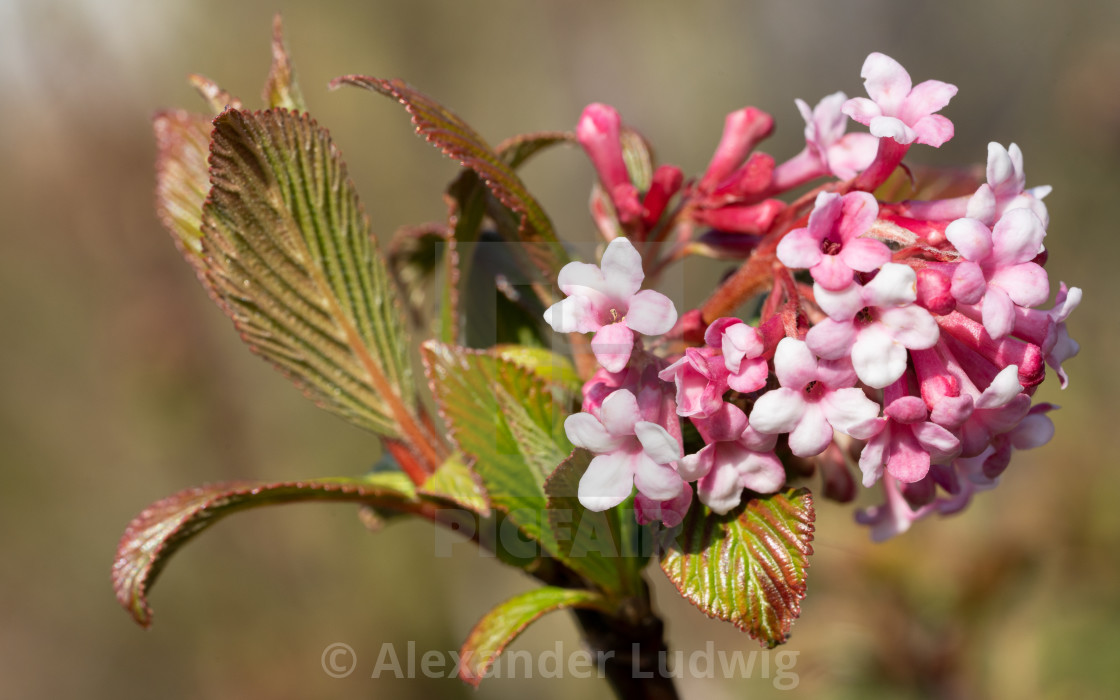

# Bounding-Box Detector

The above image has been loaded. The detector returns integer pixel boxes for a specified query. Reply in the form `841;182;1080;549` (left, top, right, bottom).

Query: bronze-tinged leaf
459;587;612;687
386;221;452;326
187;73;242;115
263;14;306;112
875;164;985;204
419;451;490;516
153;109;212;284
660;489;815;648
330;75;570;281
112;473;417;628
495;130;574;170
201;109;431;456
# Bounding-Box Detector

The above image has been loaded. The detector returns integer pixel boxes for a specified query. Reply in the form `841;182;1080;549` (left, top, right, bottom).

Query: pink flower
777;191;891;291
680;403;785;514
795;92;878;179
657;347;728;418
564;389;685;511
842;52;958;147
543;237;678;372
858;380;960;487
946;208;1049;339
808;263;940;388
704;317;770;393
749;338;882;457
966;142;1051;227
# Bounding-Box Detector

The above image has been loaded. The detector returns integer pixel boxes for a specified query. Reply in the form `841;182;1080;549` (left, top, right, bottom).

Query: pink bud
916;268;955;315
641;165;684;229
699;107;774;192
692;199;785;234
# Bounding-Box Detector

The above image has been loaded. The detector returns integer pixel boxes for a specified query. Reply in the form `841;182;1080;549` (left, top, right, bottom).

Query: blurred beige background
2;0;1118;698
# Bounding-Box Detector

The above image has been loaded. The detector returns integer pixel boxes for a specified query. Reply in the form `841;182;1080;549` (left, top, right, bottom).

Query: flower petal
557;261;607;296
905;80;958;120
635;421;683;463
543;295;602;334
864;262;918;307
912;421;961;460
945;217;993;262
773;337;818;389
678;446;714;482
822;387;883;437
775;227;823;269
951;261;987;305
599;388;641;436
599;237;645;299
625;289;678;335
991;208;1045;266
787;403;834;457
878;305;939;349
633;453;685;501
590;322;635;372
578;453;635;511
841;96;882;126
851;326;907;388
990;262;1049;308
810;253;856;291
839;237;892;272
911;114;954;148
749;387;805;435
727;356;770;393
981;286;1016;339
869;116;916;144
696;460;746;515
814;281;864;320
806;318;857;360
861;52;912;110
837;192;879;242
738;450;787;494
564;412;625;453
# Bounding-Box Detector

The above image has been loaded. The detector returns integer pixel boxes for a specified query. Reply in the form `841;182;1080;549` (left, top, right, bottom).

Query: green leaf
330;75;570;281
459;586;612;686
496;130;574;170
491;345;581;394
153;110;213;281
201;109;418;440
263;14;306;112
419;451;490;516
112;473;418;628
386;222;452;326
421;342;571;555
660;489;815;648
544;450;640;594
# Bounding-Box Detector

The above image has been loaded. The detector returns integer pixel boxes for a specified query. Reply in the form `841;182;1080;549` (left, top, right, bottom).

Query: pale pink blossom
777;191;891;291
858;380;960;487
564;389;685;511
945;208;1049;339
543;237;677;372
791;92;878;180
657;347;728;418
749;338;882;457
704;318;770;393
680;403;785;514
842;52;957;147
808;263;940;389
966;142;1051;227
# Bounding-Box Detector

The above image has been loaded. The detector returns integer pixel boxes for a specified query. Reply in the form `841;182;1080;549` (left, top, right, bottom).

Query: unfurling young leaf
113;473;418;628
153;110;212;277
459;586;613;686
263;14;307;112
660;489;815;648
330;75;570;284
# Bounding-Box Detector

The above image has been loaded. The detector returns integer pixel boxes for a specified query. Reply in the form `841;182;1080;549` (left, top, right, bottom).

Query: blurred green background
2;0;1118;698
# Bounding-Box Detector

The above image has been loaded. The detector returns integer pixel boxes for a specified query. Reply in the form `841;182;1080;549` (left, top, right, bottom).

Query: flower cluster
546;52;1080;538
